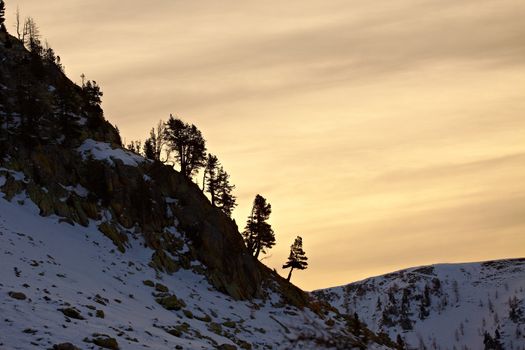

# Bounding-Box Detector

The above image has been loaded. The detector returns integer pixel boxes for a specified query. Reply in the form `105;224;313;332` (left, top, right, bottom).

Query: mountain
0;30;397;349
313;259;525;350
0;190;395;350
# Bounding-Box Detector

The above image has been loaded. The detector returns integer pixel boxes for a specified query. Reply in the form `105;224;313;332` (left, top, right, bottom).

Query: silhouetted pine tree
242;194;274;259
400;288;412;330
483;330;504;350
82;76;104;127
127;140;142;154
203;154;219;203
55;93;81;146
282;236;308;282
215;166;236;217
83;80;103;107
203;154;236;216
143;120;166;162
396;334;406;350
143;138;155;160
164;115;206;178
0;1;10;47
419;285;431;320
0;1;6;29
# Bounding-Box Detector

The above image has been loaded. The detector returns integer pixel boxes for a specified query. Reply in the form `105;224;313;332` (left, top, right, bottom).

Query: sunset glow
9;0;525;290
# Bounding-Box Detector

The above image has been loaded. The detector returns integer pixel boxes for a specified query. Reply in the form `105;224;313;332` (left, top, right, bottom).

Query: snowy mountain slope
313;260;525;349
0;188;393;349
0;32;399;349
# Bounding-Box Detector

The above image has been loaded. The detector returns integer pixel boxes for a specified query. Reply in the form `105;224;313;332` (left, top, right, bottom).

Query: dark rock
142;280;154;287
149;249;179;274
155;283;169;293
156;294;186;311
217;344;238;350
237;340;252;350
59;307;84;320
53;343;81;350
98;222;127;253
91;335;119;350
8;291;26;300
223;321;236;328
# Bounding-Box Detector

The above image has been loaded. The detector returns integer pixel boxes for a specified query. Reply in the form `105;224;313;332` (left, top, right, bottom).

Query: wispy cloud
9;0;525;290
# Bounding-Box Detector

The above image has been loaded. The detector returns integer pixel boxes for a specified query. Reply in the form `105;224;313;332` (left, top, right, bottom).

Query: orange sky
8;0;525;290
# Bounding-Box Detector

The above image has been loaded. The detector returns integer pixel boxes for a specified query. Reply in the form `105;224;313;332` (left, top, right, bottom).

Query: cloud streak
8;0;525;290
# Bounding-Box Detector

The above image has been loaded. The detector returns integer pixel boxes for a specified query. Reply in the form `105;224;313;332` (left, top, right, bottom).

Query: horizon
7;0;525;290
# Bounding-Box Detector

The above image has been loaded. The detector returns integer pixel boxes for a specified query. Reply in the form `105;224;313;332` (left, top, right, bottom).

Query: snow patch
0;167;26;181
62;184;89;198
77;139;145;167
165;197;178;204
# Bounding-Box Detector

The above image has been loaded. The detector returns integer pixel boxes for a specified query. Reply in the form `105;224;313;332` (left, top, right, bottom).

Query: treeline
129;118;308;281
126;115;237;217
13;6;64;72
0;2;116;152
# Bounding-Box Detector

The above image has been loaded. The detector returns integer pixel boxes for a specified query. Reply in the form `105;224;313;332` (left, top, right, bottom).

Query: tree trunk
286;268;294;282
254;243;261;259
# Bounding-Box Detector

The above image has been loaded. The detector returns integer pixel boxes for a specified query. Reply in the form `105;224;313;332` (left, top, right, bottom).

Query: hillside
0;29;397;349
0;190;395;350
313;259;525;349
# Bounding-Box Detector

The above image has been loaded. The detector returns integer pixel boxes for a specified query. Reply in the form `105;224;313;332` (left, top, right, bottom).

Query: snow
0;193;373;350
165;197;178;204
61;184;89;198
77;116;87;126
77;139;145;167
314;261;525;350
0;167;26;181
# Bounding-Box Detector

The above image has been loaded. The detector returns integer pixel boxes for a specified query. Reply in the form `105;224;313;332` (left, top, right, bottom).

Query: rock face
160;167;263;300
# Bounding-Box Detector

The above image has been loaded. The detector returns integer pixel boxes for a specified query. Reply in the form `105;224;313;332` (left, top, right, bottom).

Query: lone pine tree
282;236;308;282
242;194;274;259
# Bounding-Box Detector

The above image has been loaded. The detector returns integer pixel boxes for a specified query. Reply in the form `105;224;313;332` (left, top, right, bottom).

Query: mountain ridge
313;258;525;349
320;258;525;290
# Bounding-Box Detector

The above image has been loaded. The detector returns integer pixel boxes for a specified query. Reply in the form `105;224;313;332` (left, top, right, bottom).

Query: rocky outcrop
0;32;307;304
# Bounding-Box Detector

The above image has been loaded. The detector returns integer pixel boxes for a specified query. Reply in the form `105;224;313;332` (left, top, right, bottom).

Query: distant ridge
314;258;525;349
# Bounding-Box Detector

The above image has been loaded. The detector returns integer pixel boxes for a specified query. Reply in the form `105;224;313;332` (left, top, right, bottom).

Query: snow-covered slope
0;34;398;349
0;189;391;349
314;260;525;349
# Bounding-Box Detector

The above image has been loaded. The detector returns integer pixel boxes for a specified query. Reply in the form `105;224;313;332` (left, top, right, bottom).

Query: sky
7;0;525;290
